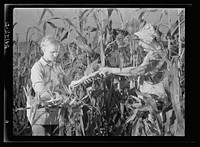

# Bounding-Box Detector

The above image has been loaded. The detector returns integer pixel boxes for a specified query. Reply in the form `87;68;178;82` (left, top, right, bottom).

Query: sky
13;8;181;44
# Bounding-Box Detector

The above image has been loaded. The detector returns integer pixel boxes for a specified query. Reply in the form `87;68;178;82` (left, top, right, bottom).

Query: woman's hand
99;66;112;76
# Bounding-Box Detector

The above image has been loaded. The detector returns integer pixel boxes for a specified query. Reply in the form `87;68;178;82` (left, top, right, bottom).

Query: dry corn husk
139;76;168;98
134;23;158;51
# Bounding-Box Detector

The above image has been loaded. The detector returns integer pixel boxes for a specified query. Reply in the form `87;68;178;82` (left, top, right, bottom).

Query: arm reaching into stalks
99;65;146;76
69;23;170;91
68;50;166;89
69;65;147;89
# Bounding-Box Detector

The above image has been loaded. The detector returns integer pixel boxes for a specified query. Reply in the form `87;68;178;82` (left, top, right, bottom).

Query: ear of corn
13;8;184;136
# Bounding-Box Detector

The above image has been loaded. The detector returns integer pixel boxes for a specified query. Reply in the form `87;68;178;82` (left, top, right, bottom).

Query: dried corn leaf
84;59;99;76
168;57;185;136
74;39;92;54
64;17;78;30
139;76;167;98
134;23;158;51
38;8;54;26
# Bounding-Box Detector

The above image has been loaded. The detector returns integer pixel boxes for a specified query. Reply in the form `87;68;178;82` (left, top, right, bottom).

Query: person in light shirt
30;35;72;136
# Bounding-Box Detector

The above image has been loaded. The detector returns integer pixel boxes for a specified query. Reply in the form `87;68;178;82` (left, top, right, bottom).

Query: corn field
13;8;185;136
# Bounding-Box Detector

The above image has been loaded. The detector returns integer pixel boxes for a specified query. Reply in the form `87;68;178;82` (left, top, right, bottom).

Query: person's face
43;43;60;62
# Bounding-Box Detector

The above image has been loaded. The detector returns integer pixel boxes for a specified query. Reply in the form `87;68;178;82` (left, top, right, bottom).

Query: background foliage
13;8;185;136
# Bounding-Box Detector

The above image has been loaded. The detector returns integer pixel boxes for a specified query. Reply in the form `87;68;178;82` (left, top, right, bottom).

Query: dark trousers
32;124;59;136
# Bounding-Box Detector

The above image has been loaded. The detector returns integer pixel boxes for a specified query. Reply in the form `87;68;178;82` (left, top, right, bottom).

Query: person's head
40;35;61;62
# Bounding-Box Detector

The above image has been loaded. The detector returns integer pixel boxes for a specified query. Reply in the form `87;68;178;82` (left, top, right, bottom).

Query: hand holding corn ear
68;69;107;90
99;66;112;76
68;66;122;90
46;92;61;102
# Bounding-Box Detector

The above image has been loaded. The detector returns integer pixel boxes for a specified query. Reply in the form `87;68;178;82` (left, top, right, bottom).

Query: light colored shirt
30;57;68;125
31;57;66;96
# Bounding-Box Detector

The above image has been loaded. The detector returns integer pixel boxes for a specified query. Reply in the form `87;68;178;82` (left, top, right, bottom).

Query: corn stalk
100;11;105;67
178;9;182;59
14;8;184;136
15;33;20;95
167;10;171;60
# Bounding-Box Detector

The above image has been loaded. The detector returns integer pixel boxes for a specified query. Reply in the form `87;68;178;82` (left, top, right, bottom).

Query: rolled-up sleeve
31;63;46;95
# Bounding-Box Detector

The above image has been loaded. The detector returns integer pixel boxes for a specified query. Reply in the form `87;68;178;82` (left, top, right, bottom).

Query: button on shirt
30;57;65;125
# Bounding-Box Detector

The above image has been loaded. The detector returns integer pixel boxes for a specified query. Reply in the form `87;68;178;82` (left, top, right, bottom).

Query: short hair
40;35;61;51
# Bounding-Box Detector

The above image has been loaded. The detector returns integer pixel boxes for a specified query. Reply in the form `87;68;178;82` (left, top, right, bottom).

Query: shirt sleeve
31;63;46;95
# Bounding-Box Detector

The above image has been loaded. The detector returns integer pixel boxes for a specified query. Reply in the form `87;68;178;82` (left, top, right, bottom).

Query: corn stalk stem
135;41;138;67
100;35;105;67
86;53;90;66
100;11;105;67
16;33;20;95
167;10;171;60
178;9;182;58
133;41;135;67
177;9;184;118
122;8;124;28
130;41;133;66
104;79;109;136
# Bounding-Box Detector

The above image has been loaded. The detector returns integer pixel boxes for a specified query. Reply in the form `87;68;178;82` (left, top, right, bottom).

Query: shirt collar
39;57;54;67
